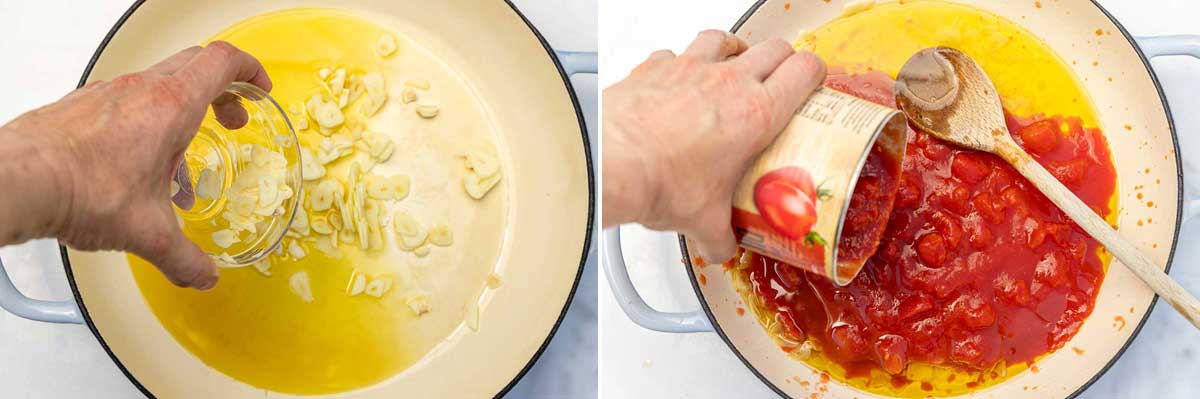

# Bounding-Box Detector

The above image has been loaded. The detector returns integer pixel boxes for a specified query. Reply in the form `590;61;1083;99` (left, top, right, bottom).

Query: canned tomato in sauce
731;86;907;286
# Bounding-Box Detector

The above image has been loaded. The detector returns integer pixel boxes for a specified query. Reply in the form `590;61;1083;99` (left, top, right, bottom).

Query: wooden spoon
895;47;1200;329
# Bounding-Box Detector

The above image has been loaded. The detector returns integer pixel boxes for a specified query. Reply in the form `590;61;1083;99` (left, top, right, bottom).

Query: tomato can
731;87;907;286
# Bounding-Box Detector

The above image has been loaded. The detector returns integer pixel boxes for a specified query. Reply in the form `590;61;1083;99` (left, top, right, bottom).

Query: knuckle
149;76;190;110
741;93;777;130
710;64;744;88
110;73;146;89
204;40;238;60
697;29;727;42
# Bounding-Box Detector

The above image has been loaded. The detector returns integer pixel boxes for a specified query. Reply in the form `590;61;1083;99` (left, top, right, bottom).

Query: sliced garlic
404;79;431;90
311;216;334;235
288;240;306;260
300;148;325;181
253;259;272;276
314;236;341;258
463;171;502;200
413;244;431;258
360;72;387;117
346;271;367;296
428;224;453;247
289;271;314;303
212;229;239;249
393;212;427;250
465;302;480;332
464;145;501;178
328;68;347;95
319;67;332;80
195;167;222;200
312;95;345;131
401;87;418;104
405;291;431;316
366;174;411;200
377;34;397;57
291;208;310;236
311;180;340;211
365;276;393;298
415;103;440;119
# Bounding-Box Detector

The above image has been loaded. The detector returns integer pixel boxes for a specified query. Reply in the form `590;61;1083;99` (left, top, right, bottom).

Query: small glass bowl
171;82;303;267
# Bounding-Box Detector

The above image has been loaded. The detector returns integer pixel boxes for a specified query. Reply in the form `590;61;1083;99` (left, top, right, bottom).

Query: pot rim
62;1;596;398
679;0;1185;398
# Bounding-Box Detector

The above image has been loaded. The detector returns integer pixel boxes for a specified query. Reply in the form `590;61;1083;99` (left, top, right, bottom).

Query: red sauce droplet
784;2;792;10
1124;124;1132;131
1094;29;1103;36
921;382;934;391
1072;347;1085;355
693;256;706;267
1147;201;1155;208
698;273;708;285
1114;316;1127;330
1034;1;1043;8
737;307;746;316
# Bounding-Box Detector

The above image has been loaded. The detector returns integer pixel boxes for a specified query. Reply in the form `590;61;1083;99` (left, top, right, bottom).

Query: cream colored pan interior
67;0;591;397
686;0;1183;398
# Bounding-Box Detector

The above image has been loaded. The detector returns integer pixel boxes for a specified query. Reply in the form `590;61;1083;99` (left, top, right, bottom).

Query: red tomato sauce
737;72;1117;376
837;141;902;270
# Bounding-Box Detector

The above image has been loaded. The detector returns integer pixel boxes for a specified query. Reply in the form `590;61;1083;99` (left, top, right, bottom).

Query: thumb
132;211;219;290
689;205;739;265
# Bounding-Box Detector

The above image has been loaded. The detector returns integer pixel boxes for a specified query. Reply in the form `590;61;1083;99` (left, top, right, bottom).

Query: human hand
602;30;826;263
0;41;271;290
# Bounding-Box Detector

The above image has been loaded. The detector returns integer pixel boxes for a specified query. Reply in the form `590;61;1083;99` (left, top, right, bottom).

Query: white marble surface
0;1;596;398
598;0;1200;398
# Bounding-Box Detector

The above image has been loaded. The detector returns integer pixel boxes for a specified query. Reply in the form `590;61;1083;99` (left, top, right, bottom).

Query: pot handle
0;255;83;324
1136;35;1200;222
603;226;713;333
556;51;598;75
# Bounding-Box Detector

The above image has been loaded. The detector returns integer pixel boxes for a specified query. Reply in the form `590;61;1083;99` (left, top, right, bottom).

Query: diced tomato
994;272;1031;306
930;211;964;249
776;310;805;342
1034;252;1070;288
971;192;1003;224
949;292;997;329
896;174;922;208
898;294;934;320
951;153;991;183
829;319;870;358
949;333;985;364
1049;159;1090;184
964;218;993;250
1018;119;1061;154
915;233;948;267
875;334;910;375
774;262;804;291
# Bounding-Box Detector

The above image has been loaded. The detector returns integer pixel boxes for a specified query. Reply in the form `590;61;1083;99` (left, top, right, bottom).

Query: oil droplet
785;2;792;10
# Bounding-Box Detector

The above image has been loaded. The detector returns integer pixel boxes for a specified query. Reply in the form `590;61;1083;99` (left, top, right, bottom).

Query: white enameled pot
0;1;595;397
605;1;1194;397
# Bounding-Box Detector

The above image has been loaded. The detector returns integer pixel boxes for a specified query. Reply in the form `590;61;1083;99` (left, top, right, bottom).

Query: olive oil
132;8;506;395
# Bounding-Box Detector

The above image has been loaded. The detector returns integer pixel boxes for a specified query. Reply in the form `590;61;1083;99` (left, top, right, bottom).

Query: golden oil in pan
131;8;498;395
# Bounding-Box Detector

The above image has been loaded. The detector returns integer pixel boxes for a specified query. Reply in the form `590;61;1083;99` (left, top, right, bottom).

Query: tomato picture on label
754;166;820;241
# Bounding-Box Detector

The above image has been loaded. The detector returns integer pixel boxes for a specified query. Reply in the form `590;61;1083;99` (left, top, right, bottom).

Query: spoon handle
995;139;1200;329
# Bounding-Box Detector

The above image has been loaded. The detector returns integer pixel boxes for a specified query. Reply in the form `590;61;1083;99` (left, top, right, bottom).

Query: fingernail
195;268;219;291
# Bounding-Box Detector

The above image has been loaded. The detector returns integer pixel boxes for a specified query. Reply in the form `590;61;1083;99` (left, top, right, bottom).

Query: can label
731;87;907;285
